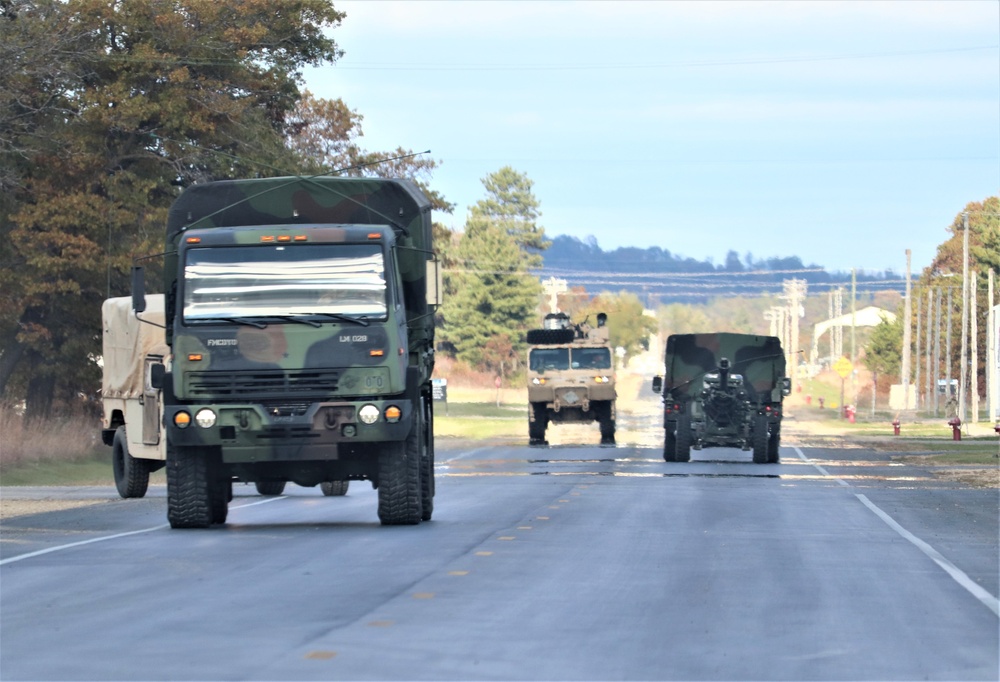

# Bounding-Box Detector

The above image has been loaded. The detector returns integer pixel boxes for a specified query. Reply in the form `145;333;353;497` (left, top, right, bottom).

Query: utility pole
925;288;933;414
915;287;922;410
782;279;807;384
850;269;857;403
947;288;953;411
902;250;913;409
542;277;568;314
959;212;970;421
989;269;996;422
934;288;942;416
971;270;978;423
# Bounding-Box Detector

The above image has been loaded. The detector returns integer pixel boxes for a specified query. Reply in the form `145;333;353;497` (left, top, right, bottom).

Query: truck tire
166;447;213;529
112;426;150;499
210;477;230;525
321;480;350;496
255;480;286;496
378;414;423;525
663;422;677;462
768;425;781;463
674;417;692;463
752;415;770;464
420;397;434;521
526;328;575;345
596;401;615;445
529;402;548;444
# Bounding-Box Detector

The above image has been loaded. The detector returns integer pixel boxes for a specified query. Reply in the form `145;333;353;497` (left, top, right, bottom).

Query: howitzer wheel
321;480;350;496
112;426;150;499
752;415;770;464
255;480;286;496
166;446;214;529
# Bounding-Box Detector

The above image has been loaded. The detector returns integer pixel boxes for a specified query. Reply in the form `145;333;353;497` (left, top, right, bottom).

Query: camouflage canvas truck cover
101;294;168;499
526;312;616;445
131;176;439;528
651;333;791;463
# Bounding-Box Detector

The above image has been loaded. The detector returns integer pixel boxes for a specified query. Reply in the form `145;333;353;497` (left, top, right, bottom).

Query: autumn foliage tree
0;0;348;419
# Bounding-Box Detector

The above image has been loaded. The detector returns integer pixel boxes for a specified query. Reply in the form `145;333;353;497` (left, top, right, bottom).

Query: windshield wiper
191;317;268;329
308;312;371;327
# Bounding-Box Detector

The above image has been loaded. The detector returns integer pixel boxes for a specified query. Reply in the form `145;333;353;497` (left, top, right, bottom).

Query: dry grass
0;405;102;471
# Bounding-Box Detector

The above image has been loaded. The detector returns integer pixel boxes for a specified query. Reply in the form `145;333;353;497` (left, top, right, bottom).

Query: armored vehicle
125;176;440;527
527;312;616;445
651;332;791;463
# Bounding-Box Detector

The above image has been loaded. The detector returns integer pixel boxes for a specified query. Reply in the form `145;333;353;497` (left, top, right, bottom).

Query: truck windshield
183;244;388;323
530;348;570;371
572;347;612;370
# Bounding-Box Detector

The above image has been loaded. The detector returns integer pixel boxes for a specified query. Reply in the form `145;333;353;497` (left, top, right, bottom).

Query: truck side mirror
652;376;663;394
425;257;443;307
150;362;165;390
131;266;147;313
781;377;792;396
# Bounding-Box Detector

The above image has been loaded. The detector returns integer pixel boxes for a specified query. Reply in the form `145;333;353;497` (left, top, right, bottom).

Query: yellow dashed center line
305;651;337;660
476;551;493;556
517;526;532;530
449;570;470;576
498;536;515;541
536;516;550;520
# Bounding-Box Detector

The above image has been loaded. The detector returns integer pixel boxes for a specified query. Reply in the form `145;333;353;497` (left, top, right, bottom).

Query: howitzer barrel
718;358;731;389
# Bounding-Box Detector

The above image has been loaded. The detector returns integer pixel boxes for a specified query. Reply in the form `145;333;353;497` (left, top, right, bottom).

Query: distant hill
537;235;904;304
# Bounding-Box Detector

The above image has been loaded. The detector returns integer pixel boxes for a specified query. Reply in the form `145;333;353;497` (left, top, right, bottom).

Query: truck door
142;356;161;446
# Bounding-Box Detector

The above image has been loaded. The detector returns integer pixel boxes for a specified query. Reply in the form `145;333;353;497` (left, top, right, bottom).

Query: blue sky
303;1;999;274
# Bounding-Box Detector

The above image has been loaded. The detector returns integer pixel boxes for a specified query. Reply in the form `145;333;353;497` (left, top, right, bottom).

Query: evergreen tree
469;167;549;265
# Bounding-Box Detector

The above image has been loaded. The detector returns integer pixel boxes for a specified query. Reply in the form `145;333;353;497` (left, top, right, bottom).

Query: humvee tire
526;328;575;345
167;446;213;528
378;413;423;525
675;416;692;462
112;426;150;499
321;480;350;496
752;415;770;464
255;480;286;496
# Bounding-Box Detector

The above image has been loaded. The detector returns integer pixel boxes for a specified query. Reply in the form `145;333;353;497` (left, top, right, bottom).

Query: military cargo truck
651;332;791;463
128;176;440;528
527;312;616;445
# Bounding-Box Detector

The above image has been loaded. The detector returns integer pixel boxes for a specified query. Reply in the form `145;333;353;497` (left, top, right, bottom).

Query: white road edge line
793;446;1000;618
0;497;284;567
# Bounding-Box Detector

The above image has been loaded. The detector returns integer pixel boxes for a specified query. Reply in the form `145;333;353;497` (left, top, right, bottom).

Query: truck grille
186;370;340;399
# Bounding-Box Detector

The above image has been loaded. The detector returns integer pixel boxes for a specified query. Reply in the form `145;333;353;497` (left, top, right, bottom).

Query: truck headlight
359;404;380;424
532;377;546;385
195;408;217;428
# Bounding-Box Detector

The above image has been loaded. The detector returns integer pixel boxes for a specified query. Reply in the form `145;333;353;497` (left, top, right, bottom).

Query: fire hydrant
845;405;856;423
805;395;812;406
948;417;962;441
818;397;825;409
892;418;900;436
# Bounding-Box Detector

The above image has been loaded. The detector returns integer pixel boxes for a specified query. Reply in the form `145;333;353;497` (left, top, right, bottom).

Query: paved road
1;439;997;680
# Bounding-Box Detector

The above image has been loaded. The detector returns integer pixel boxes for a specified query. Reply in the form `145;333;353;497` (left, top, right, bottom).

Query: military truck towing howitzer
651;333;791;463
526;312;616;445
126;176;440;528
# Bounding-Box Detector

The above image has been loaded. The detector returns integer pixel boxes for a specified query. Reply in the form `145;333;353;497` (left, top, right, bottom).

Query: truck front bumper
164;399;413;463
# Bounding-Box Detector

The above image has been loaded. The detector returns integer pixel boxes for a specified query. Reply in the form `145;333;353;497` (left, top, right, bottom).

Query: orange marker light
277;235;292;242
384;406;402;422
186;237;201;244
174;411;191;428
294;235;308;241
367;233;382;240
369;349;385;357
260;235;275;243
188;354;203;362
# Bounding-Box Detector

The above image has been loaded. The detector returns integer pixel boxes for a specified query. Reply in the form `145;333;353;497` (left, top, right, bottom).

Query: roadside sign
833;356;853;379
